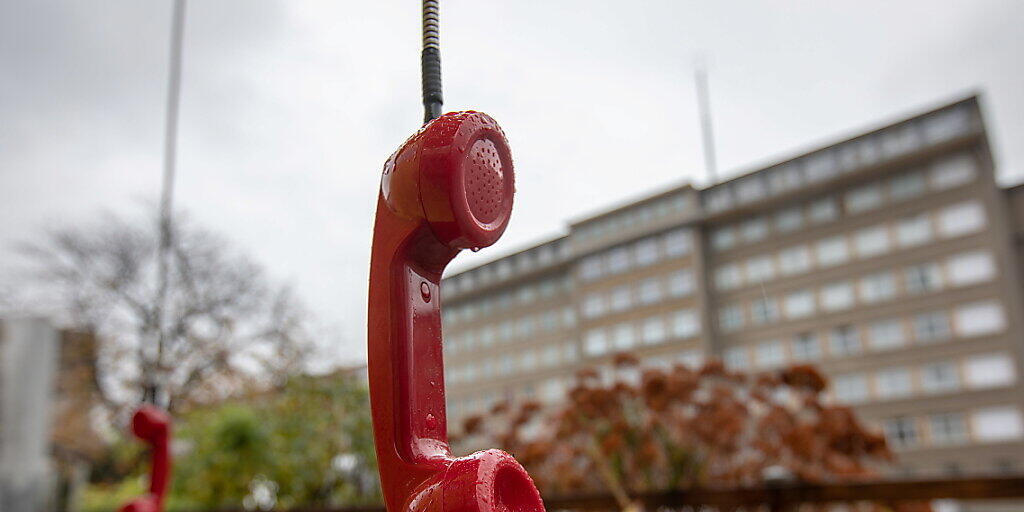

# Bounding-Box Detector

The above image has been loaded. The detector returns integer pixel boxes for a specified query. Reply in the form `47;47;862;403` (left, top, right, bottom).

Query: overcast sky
3;1;1023;364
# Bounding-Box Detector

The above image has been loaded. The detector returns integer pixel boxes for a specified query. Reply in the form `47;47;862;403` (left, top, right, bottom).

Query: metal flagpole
149;0;187;407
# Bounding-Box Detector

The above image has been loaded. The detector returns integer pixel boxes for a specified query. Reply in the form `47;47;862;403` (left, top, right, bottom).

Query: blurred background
2;1;1023;511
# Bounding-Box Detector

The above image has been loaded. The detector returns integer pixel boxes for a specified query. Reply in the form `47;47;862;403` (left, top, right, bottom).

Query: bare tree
18;207;318;414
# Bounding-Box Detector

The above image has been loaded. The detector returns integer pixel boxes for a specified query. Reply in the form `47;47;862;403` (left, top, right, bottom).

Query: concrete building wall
0;318;59;512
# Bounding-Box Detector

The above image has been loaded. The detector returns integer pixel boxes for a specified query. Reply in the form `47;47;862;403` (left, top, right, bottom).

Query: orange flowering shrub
453;355;892;498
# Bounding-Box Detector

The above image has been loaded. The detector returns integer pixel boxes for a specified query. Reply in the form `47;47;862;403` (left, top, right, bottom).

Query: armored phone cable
422;0;443;123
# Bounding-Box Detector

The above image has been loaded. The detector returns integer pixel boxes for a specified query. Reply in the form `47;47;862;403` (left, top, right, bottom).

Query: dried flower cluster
453;354;892;499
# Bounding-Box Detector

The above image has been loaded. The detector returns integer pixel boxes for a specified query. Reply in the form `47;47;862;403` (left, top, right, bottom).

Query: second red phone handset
119;405;172;512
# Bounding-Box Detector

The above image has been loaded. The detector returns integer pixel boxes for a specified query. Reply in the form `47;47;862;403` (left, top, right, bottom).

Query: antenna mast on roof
694;60;718;184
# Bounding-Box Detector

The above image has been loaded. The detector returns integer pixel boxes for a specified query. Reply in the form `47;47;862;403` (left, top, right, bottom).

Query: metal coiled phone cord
422;0;443;123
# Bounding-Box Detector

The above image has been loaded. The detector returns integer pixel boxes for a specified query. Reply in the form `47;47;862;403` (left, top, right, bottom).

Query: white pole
152;0;187;407
0;318;59;512
694;63;718;184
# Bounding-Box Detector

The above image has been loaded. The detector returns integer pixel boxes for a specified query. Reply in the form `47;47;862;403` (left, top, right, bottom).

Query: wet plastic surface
367;111;544;512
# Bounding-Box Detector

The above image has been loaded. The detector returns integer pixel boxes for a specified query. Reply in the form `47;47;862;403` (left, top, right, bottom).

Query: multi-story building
440;96;1024;477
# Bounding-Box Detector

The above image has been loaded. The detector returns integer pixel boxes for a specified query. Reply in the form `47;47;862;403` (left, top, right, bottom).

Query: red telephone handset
119;405;172;512
368;111;544;512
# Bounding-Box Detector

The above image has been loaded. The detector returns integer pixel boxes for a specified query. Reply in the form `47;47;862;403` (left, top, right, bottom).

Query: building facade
440;96;1024;477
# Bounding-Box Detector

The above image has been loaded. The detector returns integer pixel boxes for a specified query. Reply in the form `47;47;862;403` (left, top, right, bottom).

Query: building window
715;264;742;291
634;238;660;267
733;176;765;203
930;413;968;445
836;143;860;172
746;256;776;283
884;417;919;448
584;329;608;356
664;229;692;257
499;357;515;376
784;289;816;318
896;214;933;248
921;362;960;394
706;187;734;212
671;309;699;339
750;297;780;325
517;285;537;304
516;317;535;338
517;253;535;273
904;263;944;295
876;367;913;399
481;326;498;347
930;153;977;190
711;227;736;251
582;294;605;318
775;207;804;233
719;304;744;332
779;245;812;275
954;301;1006;337
736;176;767;203
638;278;663;305
914;311;951;343
834;374;869;403
496;261;514;280
741;217;769;243
856;136;883;165
607;247;632;274
809;197;839;224
924;109;971;143
947;251;996;287
881;125;921;157
611;286;632;312
563;341;579;362
860;271;897;303
580;256;603;281
670;350;700;369
890;171;927;200
539;280;559;299
541;344;560;367
520;349;538;372
829;325;861;357
816;236;849;267
768;164;803;193
612;323;636;351
670;193;689;213
541;310;559;331
724;346;749;370
821;281;855;311
854;225;891;258
938;201;986;238
805;152;838;182
756;340;786;369
539;378;565;404
791;332;822;361
668;269;695;297
869;319;906;351
639;317;666;345
562;307;577;328
964;353;1017;389
536;246;556;266
845;184;883;214
972;407;1024;442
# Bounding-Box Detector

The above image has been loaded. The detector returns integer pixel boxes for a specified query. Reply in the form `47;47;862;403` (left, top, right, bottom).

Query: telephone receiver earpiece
368;111;544;512
119;405;172;512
